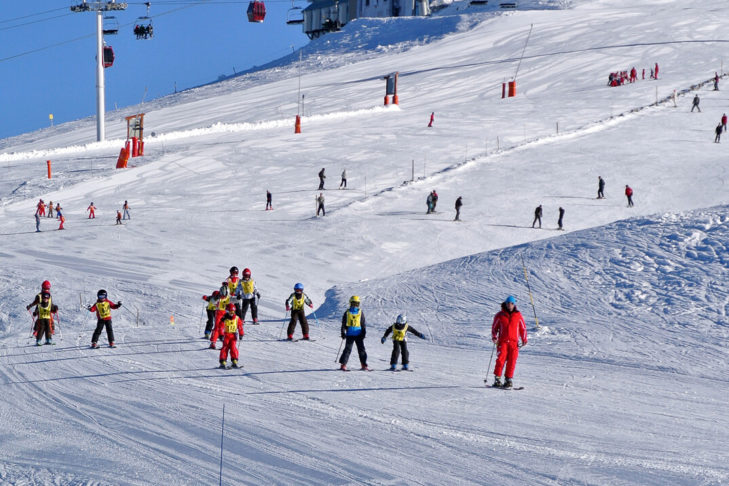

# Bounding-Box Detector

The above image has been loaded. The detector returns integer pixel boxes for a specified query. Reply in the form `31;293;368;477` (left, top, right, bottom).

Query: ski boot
402;364;409;371
208;343;216;349
361;365;370;371
493;376;502;388
109;342;116;348
36;340;42;346
286;335;294;341
503;378;513;389
219;360;227;369
204;331;211;339
253;318;259;324
45;339;53;345
389;364;397;371
91;342;99;349
340;364;347;371
301;335;310;341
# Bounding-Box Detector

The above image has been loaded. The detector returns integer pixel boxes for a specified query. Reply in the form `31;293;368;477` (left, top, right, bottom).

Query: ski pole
311;310;320;327
53;312;63;341
27;308;36;339
520;254;541;329
486;341;496;379
335;338;344;363
279;310;289;340
200;304;206;336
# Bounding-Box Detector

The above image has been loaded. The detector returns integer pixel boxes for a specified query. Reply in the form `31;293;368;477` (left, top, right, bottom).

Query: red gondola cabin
247;1;266;22
103;46;115;68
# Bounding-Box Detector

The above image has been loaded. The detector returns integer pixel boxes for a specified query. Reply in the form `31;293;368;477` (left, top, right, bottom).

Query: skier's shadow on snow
0;230;46;236
245;384;462;395
2;367;216;386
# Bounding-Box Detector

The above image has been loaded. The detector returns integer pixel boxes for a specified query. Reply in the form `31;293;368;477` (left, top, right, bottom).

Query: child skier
218;303;244;369
339;295;368;371
285;283;313;340
202;290;221;338
26;280;53;337
88;289;121;348
380;314;426;370
209;283;231;348
235;268;261;324
87;202;96;219
226;267;241;317
28;287;58;345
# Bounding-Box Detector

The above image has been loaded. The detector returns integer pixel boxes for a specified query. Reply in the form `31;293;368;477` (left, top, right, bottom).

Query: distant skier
558;207;565;230
654;62;659;79
428;112;434;128
47;200;54;218
715;123;723;143
266;190;273;210
431;190;438;212
714;72;720;91
116;211;122;225
285;283;313;340
532;205;543;228
55;203;62;219
691;94;701;112
317;193;325;216
318;168;326;190
122;200;131;220
217;303;244;369
625;185;634;207
87;289;121;348
426;192;434;214
722;113;728;132
35;212;41;232
491;295;527;389
381;314;426;371
58;213;65;230
202;290;221;338
339;169;347;189
36;199;45;217
236;268;260;324
597;176;606;199
454;196;463;221
87;202;96;219
339;295;368;371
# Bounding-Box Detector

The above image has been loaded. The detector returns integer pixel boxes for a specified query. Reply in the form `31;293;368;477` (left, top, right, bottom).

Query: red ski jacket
492;306;527;345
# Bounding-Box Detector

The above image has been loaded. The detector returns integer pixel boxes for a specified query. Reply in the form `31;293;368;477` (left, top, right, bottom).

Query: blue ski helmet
294;283;304;291
505;295;516;304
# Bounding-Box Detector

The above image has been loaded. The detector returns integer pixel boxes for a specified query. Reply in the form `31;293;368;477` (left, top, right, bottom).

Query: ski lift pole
513;23;533;82
520;254;541;329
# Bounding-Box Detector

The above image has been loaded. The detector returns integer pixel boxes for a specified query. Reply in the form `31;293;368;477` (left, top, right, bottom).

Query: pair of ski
483;378;524;390
90;344;116;349
218;364;241;370
281;338;316;342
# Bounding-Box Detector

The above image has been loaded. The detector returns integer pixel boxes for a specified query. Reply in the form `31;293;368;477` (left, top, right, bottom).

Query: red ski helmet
242;268;251;278
226;303;236;312
41;280;51;290
212;290;220;298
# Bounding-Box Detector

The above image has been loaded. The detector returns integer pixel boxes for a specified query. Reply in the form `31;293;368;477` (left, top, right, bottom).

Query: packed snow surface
1;0;728;484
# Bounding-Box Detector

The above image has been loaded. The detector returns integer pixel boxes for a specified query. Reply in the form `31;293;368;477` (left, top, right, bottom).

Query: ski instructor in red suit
491;295;527;388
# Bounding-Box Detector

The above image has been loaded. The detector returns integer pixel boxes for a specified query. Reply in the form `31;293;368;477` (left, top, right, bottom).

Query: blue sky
0;1;309;140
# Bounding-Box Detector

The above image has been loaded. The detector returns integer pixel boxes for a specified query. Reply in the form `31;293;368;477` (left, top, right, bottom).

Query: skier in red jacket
491;295;527;388
218;304;244;368
625;185;634;207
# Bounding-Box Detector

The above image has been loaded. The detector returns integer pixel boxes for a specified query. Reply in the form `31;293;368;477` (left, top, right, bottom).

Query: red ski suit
492;305;527;379
218;314;244;362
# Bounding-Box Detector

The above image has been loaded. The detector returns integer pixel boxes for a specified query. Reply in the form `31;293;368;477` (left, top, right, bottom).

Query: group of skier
33;200;130;232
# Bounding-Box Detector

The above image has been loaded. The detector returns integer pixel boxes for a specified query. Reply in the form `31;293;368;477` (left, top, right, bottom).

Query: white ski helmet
396;314;407;325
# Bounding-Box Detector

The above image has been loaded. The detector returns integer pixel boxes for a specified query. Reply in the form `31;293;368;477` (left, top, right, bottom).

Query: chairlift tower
71;1;128;142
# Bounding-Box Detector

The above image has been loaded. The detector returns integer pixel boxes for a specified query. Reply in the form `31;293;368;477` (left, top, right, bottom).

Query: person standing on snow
266;190;273;210
31;291;58;346
35;212;41;232
217;304;244;369
116;211;123;225
47;201;54;218
236;268;261;324
428;112;435;128
26;281;55;342
625;185;634;207
491;295;527;389
316;193;326;216
454;196;463;221
55;203;62;219
691;94;701;112
36;199;46;217
202;290;221;339
426;192;434;214
715;123;723;143
532;205;543;228
87;202;96;219
226;267;241;317
381;314;426;371
122;200;131;220
722;114;728;133
209;282;231;348
431;190;439;212
285;283;313;341
339;169;347;189
714;72;720;91
558;207;565;230
597;176;606;199
88;289;121;348
339;295;368;371
318;168;326;190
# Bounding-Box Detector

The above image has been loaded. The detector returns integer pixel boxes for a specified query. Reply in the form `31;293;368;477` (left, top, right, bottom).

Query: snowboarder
30;291;57;346
235;268;260;324
558;207;565;230
316;193;325;216
35;212;41;232
285;283;313;340
87;202;96;219
722;113;728;133
454;196;463;221
339;295;368;371
318;168;326;190
715;123;723;143
691;94;701;112
532;205;543;228
266;190;273;210
87;289;121;348
428;112;434;128
491;295;527;389
339;169;347;189
381;314;426;371
47;200;54;218
116;211;122;225
202;290;221;338
597;176;606;199
217;303;244;369
625;185;634;207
